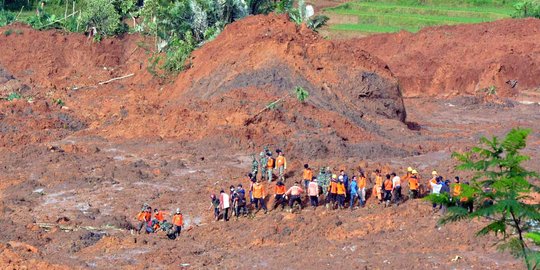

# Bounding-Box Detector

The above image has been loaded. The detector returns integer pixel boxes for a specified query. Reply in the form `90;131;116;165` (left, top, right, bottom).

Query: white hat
176;208;180;214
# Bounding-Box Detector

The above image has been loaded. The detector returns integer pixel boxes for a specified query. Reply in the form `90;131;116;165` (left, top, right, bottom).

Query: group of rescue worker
134;203;184;240
210;148;475;221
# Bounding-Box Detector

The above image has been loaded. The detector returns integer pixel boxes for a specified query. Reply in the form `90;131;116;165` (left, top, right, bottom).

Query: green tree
513;0;540;18
78;0;122;36
431;128;540;269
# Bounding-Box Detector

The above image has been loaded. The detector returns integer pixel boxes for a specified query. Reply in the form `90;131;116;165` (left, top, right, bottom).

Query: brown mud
0;14;539;269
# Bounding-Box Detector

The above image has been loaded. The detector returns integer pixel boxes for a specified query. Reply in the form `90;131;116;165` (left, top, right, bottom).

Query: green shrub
0;9;16;27
3;28;13;36
162;33;195;73
6;92;22;101
513;0;540;18
78;0;122;36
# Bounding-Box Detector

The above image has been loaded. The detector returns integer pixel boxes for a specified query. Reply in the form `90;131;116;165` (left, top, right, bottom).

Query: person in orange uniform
154;209;165;222
452;176;462;205
336;176;346;209
383;174;393;207
135;205;151;234
302;164;313;194
408;170;420;199
266;152;275;183
273;181;287;210
152;208;166;231
171;208;183;240
373;169;383;203
358;172;367;207
401;167;413;187
252;181;268;214
326;174;338;209
276;149;287;182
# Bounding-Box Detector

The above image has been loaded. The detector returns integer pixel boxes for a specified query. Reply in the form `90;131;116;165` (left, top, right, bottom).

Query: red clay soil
1;14;540;270
351;18;540;97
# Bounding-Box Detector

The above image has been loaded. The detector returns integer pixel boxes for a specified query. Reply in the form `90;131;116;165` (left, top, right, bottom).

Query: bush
78;0;123;36
162;33;195;73
513;0;540;18
0;9;16;27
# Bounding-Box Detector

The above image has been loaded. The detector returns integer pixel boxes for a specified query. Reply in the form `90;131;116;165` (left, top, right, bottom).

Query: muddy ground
1;14;539;270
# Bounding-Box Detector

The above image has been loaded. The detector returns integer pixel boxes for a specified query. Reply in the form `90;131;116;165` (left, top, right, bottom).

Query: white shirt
431;182;442;194
221;193;230;208
392;176;401;187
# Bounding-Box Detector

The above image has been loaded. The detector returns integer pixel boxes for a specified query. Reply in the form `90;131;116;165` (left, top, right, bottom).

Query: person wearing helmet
428;171;438;195
171;208;183;239
408;170;420;199
259;152;268;182
402;167;414;186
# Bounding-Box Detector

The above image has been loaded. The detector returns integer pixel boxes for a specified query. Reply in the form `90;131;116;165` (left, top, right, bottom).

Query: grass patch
325;0;519;34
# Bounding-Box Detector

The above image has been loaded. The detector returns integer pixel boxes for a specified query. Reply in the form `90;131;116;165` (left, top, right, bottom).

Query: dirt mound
352;18;540;97
131;14;410;158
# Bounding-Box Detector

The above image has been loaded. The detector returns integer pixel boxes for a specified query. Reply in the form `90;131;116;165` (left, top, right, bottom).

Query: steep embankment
352;18;540;97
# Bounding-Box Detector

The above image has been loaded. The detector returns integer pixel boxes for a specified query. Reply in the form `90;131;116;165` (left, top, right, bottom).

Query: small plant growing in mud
53;98;65;107
427;128;540;269
6;92;22;101
294;86;309;103
478;85;497;96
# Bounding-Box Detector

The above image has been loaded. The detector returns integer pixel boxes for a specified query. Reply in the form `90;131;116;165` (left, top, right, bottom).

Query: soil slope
1;14;539;270
352;18;540;97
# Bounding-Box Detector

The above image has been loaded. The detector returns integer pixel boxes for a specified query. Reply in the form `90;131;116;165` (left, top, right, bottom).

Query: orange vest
275;185;286;195
253;184;265;198
276;156;286;167
358;177;367;189
384;180;393;191
453;184;462;197
137;212;146;221
409;178;419;190
303;169;313;180
337;183;346;195
267;158;274;169
172;214;183;226
330;181;338;194
155;211;165;222
375;175;383;186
